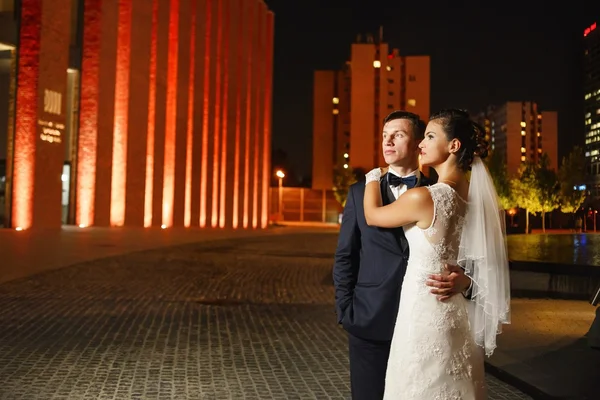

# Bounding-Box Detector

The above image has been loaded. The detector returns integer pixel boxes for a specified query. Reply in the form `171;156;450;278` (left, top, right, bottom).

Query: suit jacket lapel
380;178;395;206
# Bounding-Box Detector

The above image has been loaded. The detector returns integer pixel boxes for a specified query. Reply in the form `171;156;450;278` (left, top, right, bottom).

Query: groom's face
382;118;420;166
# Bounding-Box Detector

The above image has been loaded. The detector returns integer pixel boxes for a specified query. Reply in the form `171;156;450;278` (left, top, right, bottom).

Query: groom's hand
426;264;472;302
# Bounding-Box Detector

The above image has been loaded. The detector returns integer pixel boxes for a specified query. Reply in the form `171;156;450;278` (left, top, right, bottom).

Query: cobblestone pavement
0;231;531;399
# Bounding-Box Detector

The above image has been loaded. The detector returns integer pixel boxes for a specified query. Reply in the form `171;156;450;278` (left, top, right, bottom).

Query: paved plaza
0;230;534;399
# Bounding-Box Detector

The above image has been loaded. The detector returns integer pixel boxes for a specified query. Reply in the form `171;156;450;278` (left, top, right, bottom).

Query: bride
363;109;511;399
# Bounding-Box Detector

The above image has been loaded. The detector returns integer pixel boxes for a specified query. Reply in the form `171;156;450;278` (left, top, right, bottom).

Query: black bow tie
387;173;418;189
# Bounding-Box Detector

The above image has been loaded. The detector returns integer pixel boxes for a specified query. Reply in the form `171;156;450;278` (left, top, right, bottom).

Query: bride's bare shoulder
404;186;434;205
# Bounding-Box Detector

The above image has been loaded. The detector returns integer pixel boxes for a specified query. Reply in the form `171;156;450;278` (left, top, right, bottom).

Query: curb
484;362;556;400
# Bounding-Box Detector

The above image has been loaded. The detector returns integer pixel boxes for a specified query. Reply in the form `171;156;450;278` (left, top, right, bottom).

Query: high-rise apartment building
312;33;430;190
475;102;558;176
312;67;350;190
584;20;600;197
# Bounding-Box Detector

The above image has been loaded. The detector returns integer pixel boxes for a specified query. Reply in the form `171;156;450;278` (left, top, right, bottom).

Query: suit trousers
348;333;391;400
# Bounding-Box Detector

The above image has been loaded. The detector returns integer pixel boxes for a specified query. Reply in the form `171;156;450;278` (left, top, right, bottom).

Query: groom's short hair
383;111;426;140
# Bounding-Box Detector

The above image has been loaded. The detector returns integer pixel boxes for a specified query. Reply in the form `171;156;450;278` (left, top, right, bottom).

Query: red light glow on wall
76;0;101;228
218;0;229;229
232;1;243;229
584;22;597;37
211;0;223;228
144;0;159;228
243;2;254;229
162;0;179;228
252;11;263;229
110;0;132;227
199;0;212;228
12;0;41;230
262;13;274;229
184;0;197;228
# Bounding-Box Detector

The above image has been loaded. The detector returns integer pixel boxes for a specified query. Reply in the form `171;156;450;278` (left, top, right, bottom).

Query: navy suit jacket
333;174;433;342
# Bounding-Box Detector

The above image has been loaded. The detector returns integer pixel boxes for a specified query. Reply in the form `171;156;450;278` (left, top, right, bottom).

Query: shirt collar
388;166;420;180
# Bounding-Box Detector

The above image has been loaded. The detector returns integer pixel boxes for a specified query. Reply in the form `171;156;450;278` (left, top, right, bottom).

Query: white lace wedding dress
383;183;486;399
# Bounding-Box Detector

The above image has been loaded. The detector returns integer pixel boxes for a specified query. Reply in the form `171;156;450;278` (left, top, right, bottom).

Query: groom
333;110;472;399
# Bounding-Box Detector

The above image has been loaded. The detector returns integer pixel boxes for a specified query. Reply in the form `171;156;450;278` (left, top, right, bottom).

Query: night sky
263;0;600;185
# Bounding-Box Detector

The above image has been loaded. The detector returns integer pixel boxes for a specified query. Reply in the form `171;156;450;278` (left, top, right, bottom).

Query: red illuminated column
110;0;133;227
76;0;102;228
242;0;257;229
172;0;191;228
12;0;72;229
231;0;245;229
190;0;208;227
89;0;118;227
151;0;170;226
184;0;197;228
161;0;180;228
199;0;216;228
218;0;232;229
124;0;152;227
250;2;265;229
262;11;274;229
144;0;159;227
249;2;265;228
210;0;223;228
223;0;239;229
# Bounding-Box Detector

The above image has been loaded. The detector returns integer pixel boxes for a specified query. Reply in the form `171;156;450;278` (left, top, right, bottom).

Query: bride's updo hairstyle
429;109;489;171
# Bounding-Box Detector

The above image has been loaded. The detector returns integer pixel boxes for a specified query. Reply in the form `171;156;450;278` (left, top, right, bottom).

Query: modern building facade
475;102;558;176
0;0;274;230
584;20;600;198
312;33;430;190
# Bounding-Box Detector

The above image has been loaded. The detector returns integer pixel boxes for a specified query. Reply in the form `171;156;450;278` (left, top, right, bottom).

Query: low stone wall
510;260;600;300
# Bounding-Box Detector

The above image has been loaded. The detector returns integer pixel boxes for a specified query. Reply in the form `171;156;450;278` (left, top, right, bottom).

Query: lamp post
508;208;516;227
276;170;285;220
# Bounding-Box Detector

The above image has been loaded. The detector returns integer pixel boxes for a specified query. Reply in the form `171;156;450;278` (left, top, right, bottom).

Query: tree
332;164;357;207
510;161;542;234
486;150;513;210
536;153;561;232
558;146;587;220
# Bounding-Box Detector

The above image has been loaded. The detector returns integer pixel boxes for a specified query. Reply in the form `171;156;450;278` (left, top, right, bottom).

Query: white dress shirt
387;167;421;199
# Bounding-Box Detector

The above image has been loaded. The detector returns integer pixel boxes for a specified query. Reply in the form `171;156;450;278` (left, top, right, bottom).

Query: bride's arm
363;179;433;228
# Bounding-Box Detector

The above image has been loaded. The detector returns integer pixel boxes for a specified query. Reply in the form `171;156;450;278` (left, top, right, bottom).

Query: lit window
521;130;525;136
386;66;392;71
407;99;416;107
537;132;540;137
537;114;542;119
373;60;381;68
333;109;339;115
343;153;349;158
343;164;349;169
521;147;526;153
521;156;526;161
520;121;526;127
538;148;542;153
332;97;339;104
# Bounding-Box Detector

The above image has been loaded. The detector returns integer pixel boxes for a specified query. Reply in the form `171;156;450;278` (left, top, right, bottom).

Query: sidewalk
0;225;337;284
486;298;600;400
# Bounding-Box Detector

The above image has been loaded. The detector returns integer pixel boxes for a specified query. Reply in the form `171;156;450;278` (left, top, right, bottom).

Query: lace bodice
407;183;468;269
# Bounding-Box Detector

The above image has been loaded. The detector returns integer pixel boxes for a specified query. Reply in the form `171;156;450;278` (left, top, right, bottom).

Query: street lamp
507;208;516;227
276;170;285;220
